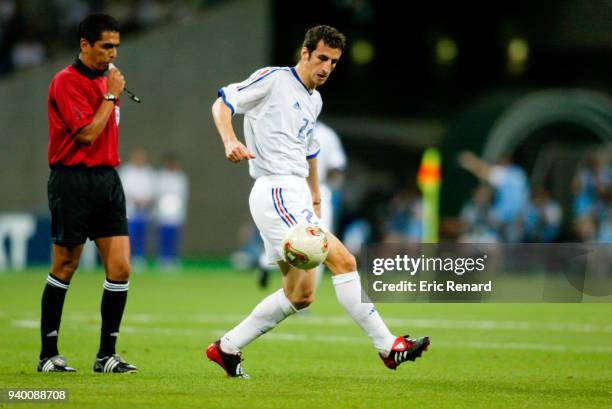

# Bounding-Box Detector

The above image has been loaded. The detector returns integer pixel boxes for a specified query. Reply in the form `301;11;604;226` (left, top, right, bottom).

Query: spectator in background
154;153;189;270
0;0;24;74
0;0;203;78
458;185;500;243
56;0;93;48
342;217;372;257
521;187;562;243
230;220;264;273
119;148;156;270
11;24;47;69
458;151;529;242
383;187;422;243
590;186;611;280
595;187;611;242
121;0;160;35
572;152;610;241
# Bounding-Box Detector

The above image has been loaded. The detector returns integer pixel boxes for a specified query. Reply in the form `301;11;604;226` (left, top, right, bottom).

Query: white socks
220;288;297;354
220;272;396;357
332;272;396;356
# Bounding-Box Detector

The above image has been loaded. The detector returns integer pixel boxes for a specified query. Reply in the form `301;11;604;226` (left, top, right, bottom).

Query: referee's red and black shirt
47;58;121;168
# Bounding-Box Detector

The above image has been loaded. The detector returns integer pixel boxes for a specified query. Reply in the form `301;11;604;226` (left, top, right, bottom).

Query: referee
38;14;137;373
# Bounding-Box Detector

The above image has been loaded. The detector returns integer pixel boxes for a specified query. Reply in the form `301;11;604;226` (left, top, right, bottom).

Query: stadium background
0;0;610;264
0;2;610;408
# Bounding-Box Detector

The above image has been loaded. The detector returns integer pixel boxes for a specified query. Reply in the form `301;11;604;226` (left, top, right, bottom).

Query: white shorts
249;175;326;264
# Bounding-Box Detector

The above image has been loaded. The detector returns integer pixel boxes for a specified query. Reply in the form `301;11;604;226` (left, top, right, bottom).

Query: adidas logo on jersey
293;101;301;110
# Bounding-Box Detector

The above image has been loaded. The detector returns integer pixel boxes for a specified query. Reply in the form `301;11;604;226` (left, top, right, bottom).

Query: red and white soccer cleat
380;335;430;370
206;340;250;378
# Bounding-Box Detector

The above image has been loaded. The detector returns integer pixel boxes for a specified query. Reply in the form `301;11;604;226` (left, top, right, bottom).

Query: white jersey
155;168;189;225
219;66;322;179
119;163;156;217
315;122;346;185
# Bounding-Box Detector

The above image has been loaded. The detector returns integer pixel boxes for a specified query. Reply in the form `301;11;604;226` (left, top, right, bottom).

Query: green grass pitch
1;268;611;408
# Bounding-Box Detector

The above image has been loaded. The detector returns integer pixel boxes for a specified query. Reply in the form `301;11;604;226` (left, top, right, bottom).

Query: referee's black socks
97;279;129;358
40;273;70;359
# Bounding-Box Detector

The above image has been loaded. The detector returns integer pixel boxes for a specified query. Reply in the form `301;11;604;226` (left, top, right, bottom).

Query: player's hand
225;140;255;163
107;66;125;96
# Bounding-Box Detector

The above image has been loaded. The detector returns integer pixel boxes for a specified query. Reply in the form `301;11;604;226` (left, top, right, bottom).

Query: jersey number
298;118;314;141
301;208;314;223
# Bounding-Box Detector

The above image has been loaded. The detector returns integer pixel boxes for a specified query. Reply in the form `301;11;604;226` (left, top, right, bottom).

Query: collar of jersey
72;57;105;79
290;67;313;96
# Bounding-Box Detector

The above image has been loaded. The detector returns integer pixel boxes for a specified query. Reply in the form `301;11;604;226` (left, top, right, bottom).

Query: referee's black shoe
37;355;76;372
94;354;138;373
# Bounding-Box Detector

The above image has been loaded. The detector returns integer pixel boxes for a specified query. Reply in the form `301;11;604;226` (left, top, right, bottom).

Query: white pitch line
110;313;612;334
239;332;612;354
11;313;612;334
11;320;612;354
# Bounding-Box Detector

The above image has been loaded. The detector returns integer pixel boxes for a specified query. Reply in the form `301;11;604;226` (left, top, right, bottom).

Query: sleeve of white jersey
306;96;323;159
218;68;278;115
306;129;320;159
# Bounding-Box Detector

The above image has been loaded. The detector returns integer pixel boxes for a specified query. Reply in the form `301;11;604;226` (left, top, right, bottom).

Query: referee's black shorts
48;166;128;246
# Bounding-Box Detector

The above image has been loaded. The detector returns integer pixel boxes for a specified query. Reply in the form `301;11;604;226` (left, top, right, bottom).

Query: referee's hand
107;66;125;96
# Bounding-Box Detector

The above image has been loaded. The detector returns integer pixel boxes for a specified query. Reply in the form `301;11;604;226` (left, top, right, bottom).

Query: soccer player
39;14;137;373
257;121;346;288
207;25;429;378
119;148;156;271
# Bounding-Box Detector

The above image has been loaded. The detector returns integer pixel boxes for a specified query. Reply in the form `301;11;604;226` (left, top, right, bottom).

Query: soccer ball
282;223;329;270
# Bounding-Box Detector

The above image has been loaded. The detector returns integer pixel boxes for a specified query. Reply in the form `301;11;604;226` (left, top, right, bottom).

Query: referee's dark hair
78;14;120;45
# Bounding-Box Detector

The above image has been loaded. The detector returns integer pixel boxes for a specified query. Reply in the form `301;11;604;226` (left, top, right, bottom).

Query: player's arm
307;157;322;218
77;68;125;145
211;97;255;163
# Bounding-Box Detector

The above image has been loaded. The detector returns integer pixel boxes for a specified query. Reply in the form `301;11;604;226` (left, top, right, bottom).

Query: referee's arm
77;68;125;145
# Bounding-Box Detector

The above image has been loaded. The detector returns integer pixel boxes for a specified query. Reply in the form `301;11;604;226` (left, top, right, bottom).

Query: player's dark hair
78;14;119;45
303;25;346;54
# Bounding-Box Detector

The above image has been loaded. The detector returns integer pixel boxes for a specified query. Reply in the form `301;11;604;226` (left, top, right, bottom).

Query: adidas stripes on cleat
37;355;76;372
206;340;250;378
380;335;430;370
94;354;138;373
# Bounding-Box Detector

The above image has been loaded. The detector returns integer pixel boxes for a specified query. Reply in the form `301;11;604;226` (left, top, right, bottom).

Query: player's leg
324;232;430;368
324;233;395;353
314;185;334;288
279;260;316;308
217;259;307;355
208;261;312;378
208;177;323;377
92;235;137;372
38;244;82;372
